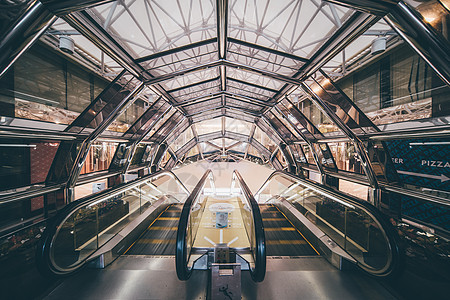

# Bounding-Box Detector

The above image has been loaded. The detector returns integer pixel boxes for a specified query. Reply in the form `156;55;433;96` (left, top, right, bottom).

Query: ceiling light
59;36;74;54
371;37;386;55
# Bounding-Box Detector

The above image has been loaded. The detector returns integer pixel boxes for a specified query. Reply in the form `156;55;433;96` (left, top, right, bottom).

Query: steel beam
217;0;228;92
327;1;450;86
301;82;379;189
65;82;145;193
0;2;56;79
385;2;450;86
136;38;217;63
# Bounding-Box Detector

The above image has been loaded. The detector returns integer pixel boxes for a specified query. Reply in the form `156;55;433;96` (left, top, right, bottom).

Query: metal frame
1;0;449;215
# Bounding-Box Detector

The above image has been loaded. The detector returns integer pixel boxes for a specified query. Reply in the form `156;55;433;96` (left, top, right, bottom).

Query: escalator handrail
176;169;212;281
233;170;266;282
36;170;187;277
255;170;402;278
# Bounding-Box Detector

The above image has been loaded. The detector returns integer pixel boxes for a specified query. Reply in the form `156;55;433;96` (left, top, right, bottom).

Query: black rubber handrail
176;169;212;281
255;170;403;278
36;170;187;277
233;170;266;282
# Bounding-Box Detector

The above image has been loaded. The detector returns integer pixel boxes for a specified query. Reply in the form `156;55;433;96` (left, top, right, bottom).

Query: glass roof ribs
223;108;258;123
226;76;277;102
166;118;192;146
87;0;217;58
255;118;282;145
261;111;297;144
138;42;218;76
277;98;323;140
309;70;378;134
270;12;379;104
227;39;306;77
300;76;399;189
191;109;223;123
108;97;171;172
184;97;223;116
225;97;265;112
175;137;197;159
168;77;221;103
65;11;146;79
0;1;56;79
228;0;353;57
276;98;338;172
46;76;145;193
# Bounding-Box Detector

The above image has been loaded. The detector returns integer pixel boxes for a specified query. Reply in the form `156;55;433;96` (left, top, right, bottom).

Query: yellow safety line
266;240;307;245
264;227;295;231
148;226;178;231
271;204;320;255
158;217;179;220
123;205;173;255
137;239;176;244
262;218;287;221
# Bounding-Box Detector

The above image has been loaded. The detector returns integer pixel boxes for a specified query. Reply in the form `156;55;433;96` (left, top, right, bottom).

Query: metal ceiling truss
3;0;449;208
165;130;271;169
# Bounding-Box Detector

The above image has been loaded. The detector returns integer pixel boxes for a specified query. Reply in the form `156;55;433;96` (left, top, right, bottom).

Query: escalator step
260;205;318;256
148;226;177;231
125;205;181;255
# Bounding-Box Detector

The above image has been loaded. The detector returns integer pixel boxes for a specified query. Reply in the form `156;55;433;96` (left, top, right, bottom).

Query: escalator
36;167;402;299
36;170;190;276
126;204;182;255
255;170;403;278
260;204;318;256
176;170;266;283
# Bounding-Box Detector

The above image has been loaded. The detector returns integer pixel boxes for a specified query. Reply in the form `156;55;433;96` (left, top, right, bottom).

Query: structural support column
64;82;144;202
279;143;297;174
0;1;56;79
151;143;168;173
301;82;380;190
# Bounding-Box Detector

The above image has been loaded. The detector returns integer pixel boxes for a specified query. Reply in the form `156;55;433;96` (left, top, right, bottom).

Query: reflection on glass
405;0;450;43
50;172;188;271
80;142;118;175
292;95;340;134
335;45;450;125
0;44;109;125
328;142;364;174
256;173;391;273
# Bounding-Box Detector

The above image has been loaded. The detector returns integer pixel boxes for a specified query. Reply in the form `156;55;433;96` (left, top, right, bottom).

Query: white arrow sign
397;170;450;183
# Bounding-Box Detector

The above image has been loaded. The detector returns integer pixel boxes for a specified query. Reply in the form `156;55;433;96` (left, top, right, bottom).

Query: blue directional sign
386;139;450;192
385;139;450;231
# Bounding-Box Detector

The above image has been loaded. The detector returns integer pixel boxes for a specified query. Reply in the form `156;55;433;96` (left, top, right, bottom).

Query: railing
176;170;213;281
232;170;266;282
255;171;402;278
36;170;189;276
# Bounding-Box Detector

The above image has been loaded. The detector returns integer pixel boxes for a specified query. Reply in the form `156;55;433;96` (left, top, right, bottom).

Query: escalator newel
209;244;241;300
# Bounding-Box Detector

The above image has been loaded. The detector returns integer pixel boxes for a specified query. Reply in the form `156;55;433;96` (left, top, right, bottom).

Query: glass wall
335;46;450;125
327;142;364;174
0;43;110;125
80;142;119;175
288;94;341;134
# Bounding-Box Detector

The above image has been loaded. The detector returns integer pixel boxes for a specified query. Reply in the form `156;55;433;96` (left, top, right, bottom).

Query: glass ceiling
44;0;425;168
